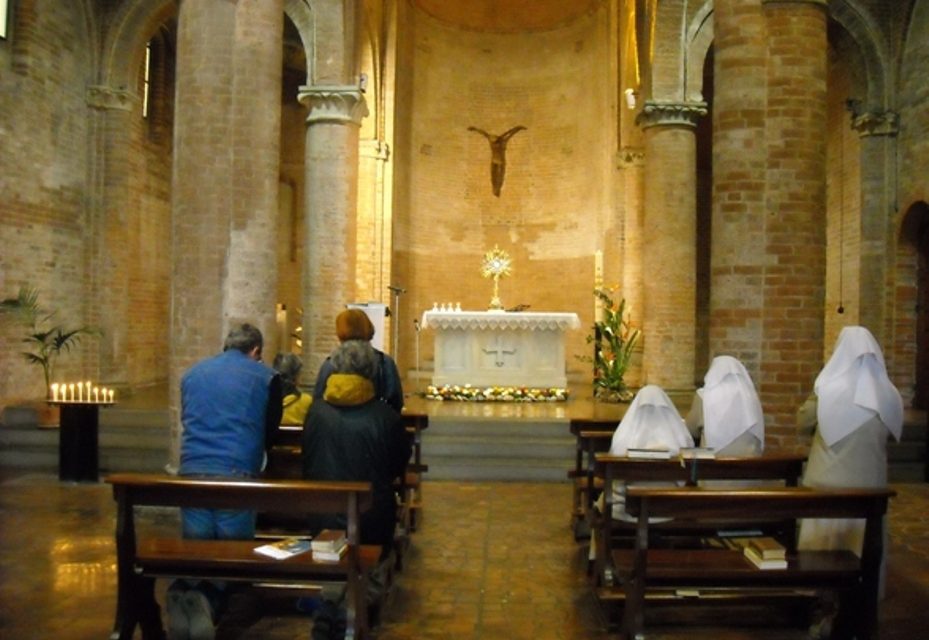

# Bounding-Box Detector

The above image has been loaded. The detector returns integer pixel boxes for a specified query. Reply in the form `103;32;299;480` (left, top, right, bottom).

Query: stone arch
285;0;315;85
684;0;713;103
100;0;177;92
827;0;891;109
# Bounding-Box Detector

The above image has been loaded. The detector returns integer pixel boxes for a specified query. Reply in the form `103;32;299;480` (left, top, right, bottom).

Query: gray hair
273;353;303;395
223;323;263;354
329;339;378;381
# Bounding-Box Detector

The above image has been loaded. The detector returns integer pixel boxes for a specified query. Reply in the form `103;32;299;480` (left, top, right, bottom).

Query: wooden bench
567;419;617;534
593;454;806;586
400;410;429;532
106;473;380;640
616;486;895;639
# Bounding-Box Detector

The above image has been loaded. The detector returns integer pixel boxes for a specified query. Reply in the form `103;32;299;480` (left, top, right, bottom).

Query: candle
93;387;99;403
108;389;115;403
51;383;59;402
68;384;75;402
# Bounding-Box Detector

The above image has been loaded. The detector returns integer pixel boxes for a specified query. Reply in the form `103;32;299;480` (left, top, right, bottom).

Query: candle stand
49;400;114;482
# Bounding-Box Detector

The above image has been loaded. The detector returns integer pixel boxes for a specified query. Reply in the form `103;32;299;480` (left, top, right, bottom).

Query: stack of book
311;529;348;562
742;536;787;570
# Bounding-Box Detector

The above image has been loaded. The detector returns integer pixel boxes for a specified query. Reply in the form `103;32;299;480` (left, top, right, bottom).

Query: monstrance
480;245;512;311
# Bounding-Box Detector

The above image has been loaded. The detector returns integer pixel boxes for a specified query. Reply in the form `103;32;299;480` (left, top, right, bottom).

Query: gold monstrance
481;245;512;311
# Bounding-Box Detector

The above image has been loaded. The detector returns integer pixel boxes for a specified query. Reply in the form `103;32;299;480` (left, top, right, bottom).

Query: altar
420;310;581;388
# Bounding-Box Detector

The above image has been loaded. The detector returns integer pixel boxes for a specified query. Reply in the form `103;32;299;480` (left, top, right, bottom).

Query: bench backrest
596;453;805;487
624;486;894;522
107;472;372;514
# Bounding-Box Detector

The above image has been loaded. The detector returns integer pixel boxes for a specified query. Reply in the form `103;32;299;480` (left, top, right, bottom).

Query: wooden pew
399;411;429;533
593;453;806;587
567;418;617;536
106;473;380;640
617;486;895;639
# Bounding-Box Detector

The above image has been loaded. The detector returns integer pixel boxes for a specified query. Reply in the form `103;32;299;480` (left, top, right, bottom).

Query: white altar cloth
421;311;581;388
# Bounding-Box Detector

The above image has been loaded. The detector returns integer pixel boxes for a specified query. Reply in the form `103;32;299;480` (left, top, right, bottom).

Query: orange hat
335;309;375;342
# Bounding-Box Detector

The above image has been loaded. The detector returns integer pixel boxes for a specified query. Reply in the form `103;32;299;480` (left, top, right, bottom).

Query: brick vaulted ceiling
412;0;604;33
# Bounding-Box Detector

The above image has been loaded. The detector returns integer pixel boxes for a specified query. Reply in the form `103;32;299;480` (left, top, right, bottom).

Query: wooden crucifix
468;125;527;197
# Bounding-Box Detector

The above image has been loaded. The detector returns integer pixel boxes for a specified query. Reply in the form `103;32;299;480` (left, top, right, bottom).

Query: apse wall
394;4;615;378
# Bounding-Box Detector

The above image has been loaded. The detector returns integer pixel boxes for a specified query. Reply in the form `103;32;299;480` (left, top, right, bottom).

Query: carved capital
617;146;645;168
360;139;390;161
636;100;707;130
298;85;368;126
851;110;899;138
86;85;136;111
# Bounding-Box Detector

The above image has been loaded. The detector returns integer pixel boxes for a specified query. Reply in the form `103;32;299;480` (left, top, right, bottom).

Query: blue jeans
170;502;257;616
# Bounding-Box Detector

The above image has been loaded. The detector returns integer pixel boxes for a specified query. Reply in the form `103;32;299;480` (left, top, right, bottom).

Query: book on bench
626;448;672;460
254;537;311;560
312;542;348;562
311;529;347;553
743;545;788;570
747;536;786;560
678;447;716;459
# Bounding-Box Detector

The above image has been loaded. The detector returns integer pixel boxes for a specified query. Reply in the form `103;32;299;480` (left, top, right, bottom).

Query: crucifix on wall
468;125;527;197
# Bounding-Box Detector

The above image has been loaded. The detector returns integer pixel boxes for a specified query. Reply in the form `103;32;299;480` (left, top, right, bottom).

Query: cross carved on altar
482;336;517;367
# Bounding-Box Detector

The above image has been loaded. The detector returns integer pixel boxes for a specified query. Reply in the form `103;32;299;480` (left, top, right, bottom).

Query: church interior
2;0;929;637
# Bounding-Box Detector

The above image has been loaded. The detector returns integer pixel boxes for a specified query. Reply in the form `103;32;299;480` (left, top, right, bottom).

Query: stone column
851;109;899;345
298;87;368;377
169;0;283;467
709;0;767;377
85;85;137;389
637;101;706;392
761;0;828;433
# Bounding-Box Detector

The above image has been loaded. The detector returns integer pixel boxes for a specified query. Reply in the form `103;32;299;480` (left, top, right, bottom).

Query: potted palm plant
1;286;98;406
578;287;640;402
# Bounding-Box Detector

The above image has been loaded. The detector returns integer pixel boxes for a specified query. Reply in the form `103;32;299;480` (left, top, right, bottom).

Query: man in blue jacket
168;323;282;640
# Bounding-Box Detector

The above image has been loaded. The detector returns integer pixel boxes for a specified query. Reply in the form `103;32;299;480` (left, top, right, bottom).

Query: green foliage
577;288;640;401
0;286;98;390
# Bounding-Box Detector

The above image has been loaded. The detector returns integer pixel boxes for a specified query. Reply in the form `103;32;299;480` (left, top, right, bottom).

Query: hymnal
312;542;348;563
744;546;787;570
748;537;786;560
626;448;672;460
254;537;311;560
311;529;347;553
679;447;716;459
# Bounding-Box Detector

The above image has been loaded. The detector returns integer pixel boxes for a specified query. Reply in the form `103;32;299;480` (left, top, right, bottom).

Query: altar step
0;407;170;475
420;416;575;482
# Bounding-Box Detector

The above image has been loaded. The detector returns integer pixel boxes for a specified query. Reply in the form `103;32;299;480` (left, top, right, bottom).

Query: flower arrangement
480;245;512;310
424;384;568;403
578;287;640;402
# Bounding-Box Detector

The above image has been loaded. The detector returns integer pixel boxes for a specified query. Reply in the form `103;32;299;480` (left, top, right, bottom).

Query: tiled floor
1;471;929;639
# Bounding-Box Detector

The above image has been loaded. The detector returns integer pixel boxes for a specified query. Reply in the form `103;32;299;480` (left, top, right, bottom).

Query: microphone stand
413;318;421;394
387;285;406;364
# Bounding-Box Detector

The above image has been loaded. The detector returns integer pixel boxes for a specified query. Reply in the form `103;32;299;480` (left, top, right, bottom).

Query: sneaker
166;588;189;640
182;590;215;640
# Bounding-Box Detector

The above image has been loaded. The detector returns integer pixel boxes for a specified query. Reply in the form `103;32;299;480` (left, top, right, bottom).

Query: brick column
226;0;284;354
637;101;706;391
709;0;767;375
851;109;899;345
298;87;368;377
85;86;137;389
169;0;283;467
761;0;828;434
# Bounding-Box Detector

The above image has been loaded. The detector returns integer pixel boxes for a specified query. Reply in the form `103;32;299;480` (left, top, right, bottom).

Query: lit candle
93;387;99;403
51;383;59;402
86;382;92;402
68;383;75;402
108;389;115;403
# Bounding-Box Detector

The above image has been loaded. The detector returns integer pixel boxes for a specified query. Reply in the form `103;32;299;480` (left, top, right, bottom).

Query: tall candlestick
594;250;603;284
